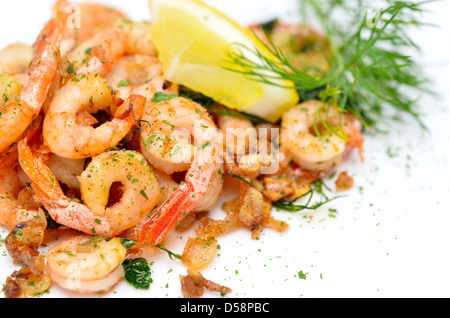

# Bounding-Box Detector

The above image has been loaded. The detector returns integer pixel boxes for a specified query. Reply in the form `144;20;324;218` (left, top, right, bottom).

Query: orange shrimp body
137;97;224;247
0;17;64;154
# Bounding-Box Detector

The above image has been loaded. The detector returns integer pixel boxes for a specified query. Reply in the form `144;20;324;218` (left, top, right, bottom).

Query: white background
0;0;449;298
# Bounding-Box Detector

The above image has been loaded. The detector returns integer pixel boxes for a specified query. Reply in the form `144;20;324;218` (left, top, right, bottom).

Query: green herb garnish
227;0;435;134
117;80;130;88
273;179;343;212
156;244;182;260
119;238;137;250
151;91;178;104
228;172;251;186
122;258;152;290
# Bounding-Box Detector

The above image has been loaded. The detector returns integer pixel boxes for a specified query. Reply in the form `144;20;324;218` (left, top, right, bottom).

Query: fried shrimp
78;150;160;226
45;235;127;294
63;20;157;78
280;100;364;173
136;97;223;247
217;113;290;179
152;165;224;213
43;75;146;159
18;141;160;238
113;19;157;57
63;27;127;77
0;0;376;299
106;55;167;106
47;155;86;190
217;114;261;179
0;15;64;154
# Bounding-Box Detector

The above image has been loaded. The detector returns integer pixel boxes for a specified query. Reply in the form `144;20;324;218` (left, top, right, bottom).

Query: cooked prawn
43;75;146;159
217;114;258;160
106;54;169;108
136;97;223;247
0;167;23;229
280;100;364;173
63;27;127;77
18;141;160;238
217;113;290;178
45;235;127;294
152;166;224;213
0;15;64;154
0;114;43;170
114;19;158;57
63;20;157;78
47;155;86;190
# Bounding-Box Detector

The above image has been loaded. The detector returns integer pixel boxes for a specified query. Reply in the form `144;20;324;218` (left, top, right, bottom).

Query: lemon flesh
148;0;299;123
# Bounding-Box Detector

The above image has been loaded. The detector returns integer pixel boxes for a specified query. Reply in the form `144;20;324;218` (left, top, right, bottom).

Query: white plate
1;0;450;299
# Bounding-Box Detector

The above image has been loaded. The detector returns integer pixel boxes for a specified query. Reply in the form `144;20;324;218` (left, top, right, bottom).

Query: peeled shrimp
280;100;364;173
78;150;160;226
63;27;127;77
43;75;146;159
45;235;127;294
217;114;258;161
0;15;64;154
63;20;157;78
217;114;289;178
0;115;43;170
18;141;160;238
47;155;85;190
114;19;157;57
217;114;261;179
106;55;167;107
137;97;223;247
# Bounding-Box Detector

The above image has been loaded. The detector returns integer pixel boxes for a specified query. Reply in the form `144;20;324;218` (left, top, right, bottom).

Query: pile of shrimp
0;0;364;298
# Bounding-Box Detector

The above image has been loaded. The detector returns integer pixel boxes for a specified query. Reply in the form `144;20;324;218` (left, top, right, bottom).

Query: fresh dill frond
227;0;436;133
156;244;182;260
273;179;344;212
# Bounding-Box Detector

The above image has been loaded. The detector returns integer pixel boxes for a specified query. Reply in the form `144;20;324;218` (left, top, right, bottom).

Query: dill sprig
273;179;344;212
227;0;435;132
156;244;182;260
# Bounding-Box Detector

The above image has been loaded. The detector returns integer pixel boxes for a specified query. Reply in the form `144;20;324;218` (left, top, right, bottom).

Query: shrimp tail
345;125;365;162
0;115;43;169
22;18;64;111
138;182;198;247
137;161;216;247
116;94;146;122
17;139;69;207
18;139;116;236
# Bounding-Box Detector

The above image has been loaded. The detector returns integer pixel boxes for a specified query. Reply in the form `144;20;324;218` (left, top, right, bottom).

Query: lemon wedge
148;0;299;123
